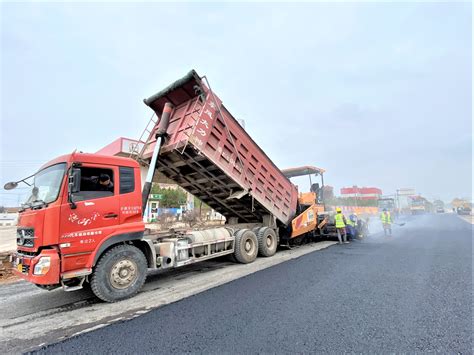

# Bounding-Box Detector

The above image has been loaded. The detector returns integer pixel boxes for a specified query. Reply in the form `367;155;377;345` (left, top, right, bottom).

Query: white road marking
71;323;108;338
458;215;474;224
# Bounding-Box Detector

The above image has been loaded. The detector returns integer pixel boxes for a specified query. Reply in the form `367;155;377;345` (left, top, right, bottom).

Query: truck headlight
33;257;51;275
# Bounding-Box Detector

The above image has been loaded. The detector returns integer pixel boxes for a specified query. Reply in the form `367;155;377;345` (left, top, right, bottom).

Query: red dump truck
6;70;332;302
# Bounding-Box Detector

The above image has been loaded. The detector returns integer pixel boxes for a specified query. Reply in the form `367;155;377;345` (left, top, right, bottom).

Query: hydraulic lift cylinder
142;102;173;215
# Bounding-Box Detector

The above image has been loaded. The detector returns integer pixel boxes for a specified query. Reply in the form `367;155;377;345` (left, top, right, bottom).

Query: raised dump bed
142;70;298;226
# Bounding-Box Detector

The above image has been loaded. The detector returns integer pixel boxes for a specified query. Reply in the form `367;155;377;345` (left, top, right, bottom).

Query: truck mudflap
12;248;60;285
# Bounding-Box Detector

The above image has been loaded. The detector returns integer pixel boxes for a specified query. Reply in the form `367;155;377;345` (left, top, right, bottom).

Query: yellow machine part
298;192;316;205
291;204;323;239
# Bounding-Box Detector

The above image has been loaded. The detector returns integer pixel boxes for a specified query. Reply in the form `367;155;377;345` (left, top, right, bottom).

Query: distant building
5;207;20;213
340;186;382;200
0;213;18;226
145;194;161;223
396;188;416;210
96;137;144;158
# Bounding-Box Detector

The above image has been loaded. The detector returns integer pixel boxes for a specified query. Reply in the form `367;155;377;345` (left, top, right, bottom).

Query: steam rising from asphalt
365;212;451;239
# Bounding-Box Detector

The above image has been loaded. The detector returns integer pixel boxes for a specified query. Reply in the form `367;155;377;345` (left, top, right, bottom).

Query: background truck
456;204;472;215
433;199;445;213
377;197;395;213
6;70;333;302
451;198;472;215
409;195;432;215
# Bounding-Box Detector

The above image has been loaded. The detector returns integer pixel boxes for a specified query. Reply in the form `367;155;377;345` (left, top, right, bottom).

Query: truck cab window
119;166;135;194
72;167;114;201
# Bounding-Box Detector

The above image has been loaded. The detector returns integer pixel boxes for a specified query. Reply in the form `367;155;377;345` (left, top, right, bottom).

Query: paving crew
380;208;393;236
335;207;349;244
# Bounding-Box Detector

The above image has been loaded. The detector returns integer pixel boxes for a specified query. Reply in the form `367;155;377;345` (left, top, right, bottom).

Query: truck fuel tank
154;228;233;268
185;228;232;255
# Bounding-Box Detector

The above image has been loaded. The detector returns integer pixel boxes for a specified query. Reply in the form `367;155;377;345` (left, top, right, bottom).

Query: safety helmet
383;208;387;212
336;207;342;213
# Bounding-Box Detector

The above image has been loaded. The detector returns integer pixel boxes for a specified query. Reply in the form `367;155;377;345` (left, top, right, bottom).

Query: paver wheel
91;244;147;302
257;227;278;257
233;229;258;264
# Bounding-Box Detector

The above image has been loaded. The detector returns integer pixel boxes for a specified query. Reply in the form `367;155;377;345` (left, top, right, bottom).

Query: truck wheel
257;227;277;257
233;229;258;264
91;244;147;303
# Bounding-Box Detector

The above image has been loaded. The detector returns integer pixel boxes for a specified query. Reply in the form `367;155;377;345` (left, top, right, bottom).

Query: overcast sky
0;1;471;206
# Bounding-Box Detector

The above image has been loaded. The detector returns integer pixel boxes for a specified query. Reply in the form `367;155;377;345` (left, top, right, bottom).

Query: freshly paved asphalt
37;214;472;353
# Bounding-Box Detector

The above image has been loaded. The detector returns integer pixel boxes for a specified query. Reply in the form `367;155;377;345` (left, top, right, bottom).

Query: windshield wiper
19;202;32;212
31;199;48;210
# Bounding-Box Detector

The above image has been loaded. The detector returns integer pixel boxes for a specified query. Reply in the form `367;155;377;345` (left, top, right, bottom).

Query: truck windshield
23;163;67;205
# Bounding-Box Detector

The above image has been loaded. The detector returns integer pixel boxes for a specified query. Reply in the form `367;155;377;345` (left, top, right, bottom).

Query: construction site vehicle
6;70;328;302
377;197;395;213
451;199;471;215
409;195;431;215
280;166;338;243
456;205;471;215
433;200;445;213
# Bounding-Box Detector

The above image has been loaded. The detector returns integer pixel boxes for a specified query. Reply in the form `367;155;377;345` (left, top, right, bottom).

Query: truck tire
257;227;277;257
233;229;258;264
91;244;147;303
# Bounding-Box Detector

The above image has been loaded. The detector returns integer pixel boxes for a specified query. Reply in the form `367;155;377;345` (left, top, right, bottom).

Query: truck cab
12;152;145;292
377;197;395;213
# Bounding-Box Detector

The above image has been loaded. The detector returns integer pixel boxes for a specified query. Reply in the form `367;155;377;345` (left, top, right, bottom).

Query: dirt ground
0;227;17;283
0;226;16;253
0;252;17;284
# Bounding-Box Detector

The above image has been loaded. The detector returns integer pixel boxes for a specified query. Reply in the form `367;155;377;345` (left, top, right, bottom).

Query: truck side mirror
70;168;81;193
68;167;81;209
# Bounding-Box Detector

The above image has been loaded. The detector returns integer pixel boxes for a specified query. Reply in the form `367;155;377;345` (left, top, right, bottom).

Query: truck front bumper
12;249;60;285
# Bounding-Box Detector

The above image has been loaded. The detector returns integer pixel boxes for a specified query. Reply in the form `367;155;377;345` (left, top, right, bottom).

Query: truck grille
17;228;35;247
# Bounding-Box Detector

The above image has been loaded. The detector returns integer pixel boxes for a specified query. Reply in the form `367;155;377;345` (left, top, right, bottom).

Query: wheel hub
244;239;254;253
110;259;138;289
266;236;273;247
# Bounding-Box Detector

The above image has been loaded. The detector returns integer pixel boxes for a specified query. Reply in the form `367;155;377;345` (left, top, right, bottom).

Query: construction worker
335;207;349;244
380;208;392;236
346;213;358;241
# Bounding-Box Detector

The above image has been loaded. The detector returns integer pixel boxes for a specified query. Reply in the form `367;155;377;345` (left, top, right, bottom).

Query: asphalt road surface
0;238;335;353
37;213;472;354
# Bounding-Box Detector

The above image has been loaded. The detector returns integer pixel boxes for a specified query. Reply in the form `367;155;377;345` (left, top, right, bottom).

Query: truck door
59;164;119;257
118;166;143;225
